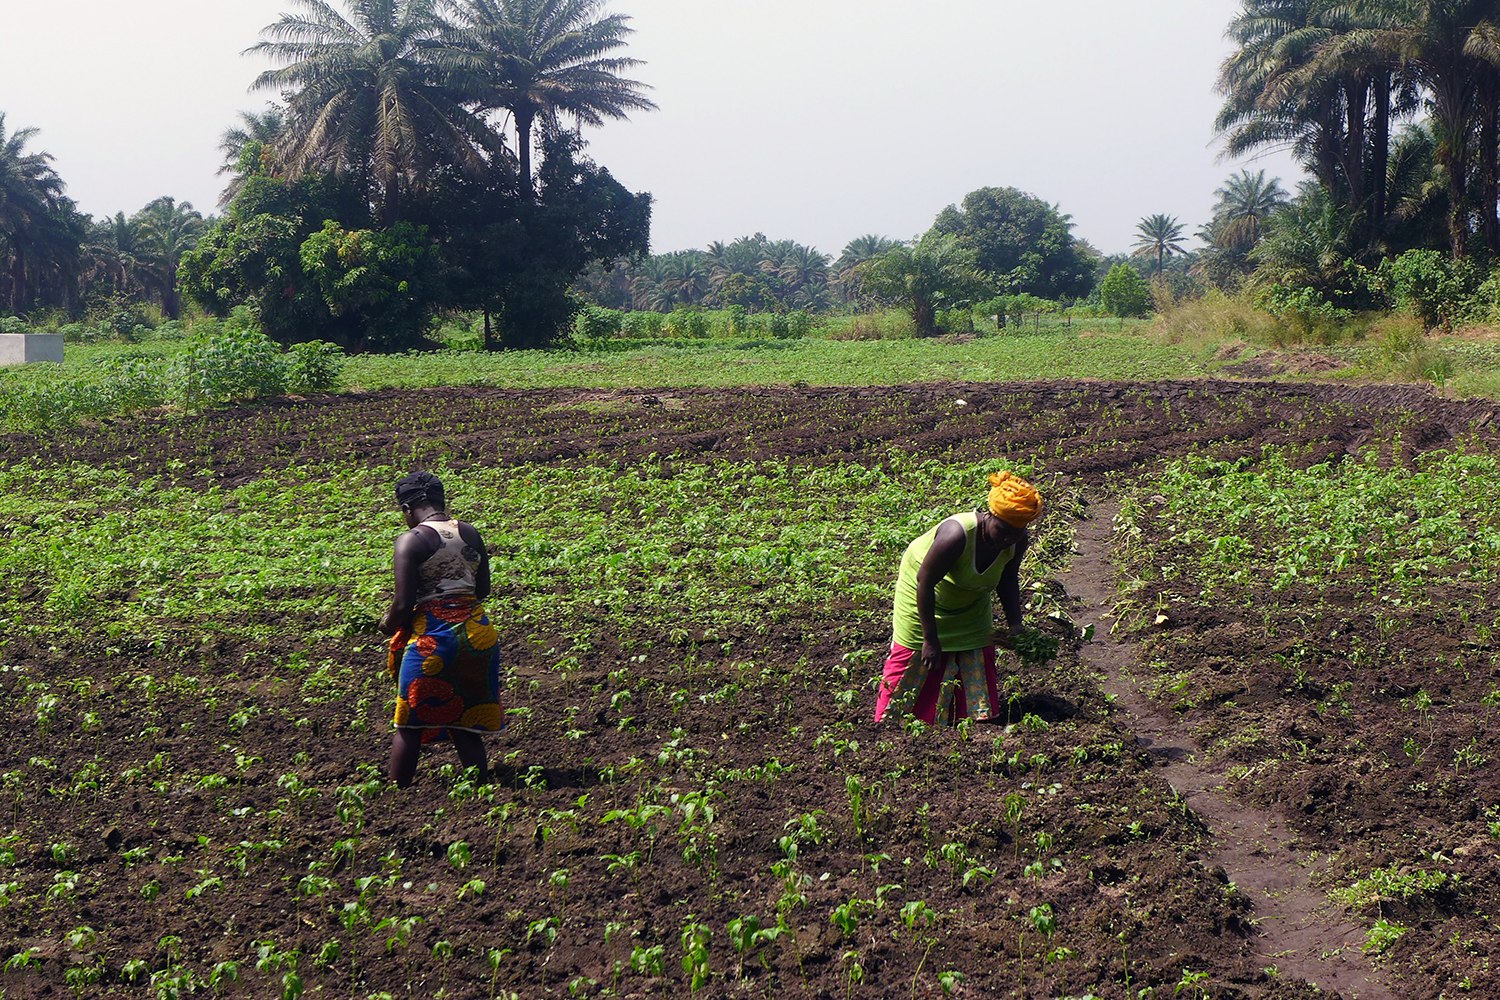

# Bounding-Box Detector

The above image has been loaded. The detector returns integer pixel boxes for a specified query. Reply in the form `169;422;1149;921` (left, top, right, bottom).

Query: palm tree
446;0;656;194
1217;0;1345;187
1130;215;1187;276
860;234;989;337
1212;169;1290;247
216;106;288;207
1216;0;1406;238
1297;0;1500;256
1250;180;1363;292
0;114;69;314
658;251;711;306
135;198;207;319
83;212;151;302
247;0;499;224
833;234;900;302
834;234;900;274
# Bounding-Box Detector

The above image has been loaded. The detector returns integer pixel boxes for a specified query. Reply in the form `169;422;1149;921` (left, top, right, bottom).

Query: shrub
620;312;664;338
94;300;157;342
664;309;709;339
1151;290;1279;347
285;341;344;394
824;311;915;340
1258;284;1352;344
58;323;101;343
98;356;170;412
172;328;290;407
1380;249;1481;331
937;308;974;334
766;313;791;339
1100;264;1151;318
576;307;624;340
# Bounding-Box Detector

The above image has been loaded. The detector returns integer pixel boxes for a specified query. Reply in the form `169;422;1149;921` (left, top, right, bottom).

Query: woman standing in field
874;471;1041;726
380;472;503;787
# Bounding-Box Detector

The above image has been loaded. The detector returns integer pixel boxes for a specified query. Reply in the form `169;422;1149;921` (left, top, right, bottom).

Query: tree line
575;186;1101;337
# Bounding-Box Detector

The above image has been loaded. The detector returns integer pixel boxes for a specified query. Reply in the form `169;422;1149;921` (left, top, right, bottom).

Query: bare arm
914;519;968;670
379;529;433;636
996;534;1029;636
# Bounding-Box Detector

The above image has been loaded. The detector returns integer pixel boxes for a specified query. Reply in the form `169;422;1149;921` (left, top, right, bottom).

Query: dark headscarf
395;471;445;510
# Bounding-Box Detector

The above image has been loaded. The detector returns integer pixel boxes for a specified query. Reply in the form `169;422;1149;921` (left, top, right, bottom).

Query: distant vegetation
12;0;1500;366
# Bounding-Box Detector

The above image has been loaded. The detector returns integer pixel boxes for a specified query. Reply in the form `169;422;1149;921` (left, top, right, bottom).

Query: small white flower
956;399;968;406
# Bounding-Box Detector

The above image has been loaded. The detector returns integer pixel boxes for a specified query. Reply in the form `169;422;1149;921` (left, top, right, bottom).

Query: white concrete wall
0;334;64;365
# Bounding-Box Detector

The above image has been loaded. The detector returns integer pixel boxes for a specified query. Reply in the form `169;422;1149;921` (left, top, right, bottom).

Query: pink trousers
873;642;1000;725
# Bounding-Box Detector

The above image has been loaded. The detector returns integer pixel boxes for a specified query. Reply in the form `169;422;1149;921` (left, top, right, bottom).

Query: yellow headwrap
987;471;1041;528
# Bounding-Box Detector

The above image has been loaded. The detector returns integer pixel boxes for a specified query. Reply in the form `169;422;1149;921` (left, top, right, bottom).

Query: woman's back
413;518;481;605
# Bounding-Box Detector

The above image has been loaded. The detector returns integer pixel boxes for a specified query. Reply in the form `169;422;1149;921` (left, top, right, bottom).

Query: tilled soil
0;379;1494;999
1069;505;1392;1000
1;378;1492;484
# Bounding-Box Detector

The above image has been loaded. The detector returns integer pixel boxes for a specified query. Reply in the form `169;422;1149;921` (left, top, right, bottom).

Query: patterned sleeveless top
414;519;481;606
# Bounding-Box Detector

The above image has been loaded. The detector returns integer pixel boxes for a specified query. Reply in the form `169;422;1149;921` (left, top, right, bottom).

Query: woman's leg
451;731;489;782
390;728;423;788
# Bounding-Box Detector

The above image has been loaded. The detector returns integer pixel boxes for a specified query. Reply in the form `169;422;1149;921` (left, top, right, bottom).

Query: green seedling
680;916;711;993
630;943;665;977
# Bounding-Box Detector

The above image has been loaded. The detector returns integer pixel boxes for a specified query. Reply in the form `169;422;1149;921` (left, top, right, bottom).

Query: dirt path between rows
1062;500;1392;1000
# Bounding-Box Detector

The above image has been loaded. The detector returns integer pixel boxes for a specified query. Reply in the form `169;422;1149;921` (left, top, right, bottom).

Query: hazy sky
2;0;1303;257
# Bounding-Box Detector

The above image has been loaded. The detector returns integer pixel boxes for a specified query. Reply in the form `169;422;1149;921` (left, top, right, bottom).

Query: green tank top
892;511;1015;652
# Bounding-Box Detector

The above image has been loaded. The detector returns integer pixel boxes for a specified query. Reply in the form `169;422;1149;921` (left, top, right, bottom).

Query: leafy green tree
247;0;500;224
180;165;374;346
859;233;989;336
928;187;1094;300
1099;263;1151;317
1130;214;1187;276
430;126;651;348
300;221;442;348
447;0;656;194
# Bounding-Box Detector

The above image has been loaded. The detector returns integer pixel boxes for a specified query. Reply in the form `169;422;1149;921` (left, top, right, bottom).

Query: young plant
1004;792;1025;859
680;917;711;993
432;940;454;997
726;915;780;979
841;949;865;1000
845;774;877;837
630;943;665;977
900;900;938;998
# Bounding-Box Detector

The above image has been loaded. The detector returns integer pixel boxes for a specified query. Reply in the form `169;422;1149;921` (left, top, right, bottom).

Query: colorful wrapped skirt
873;642;1000;725
388;598;503;741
